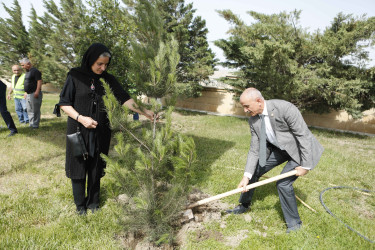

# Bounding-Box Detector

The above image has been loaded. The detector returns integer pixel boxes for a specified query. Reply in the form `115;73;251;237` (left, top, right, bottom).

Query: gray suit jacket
244;99;324;176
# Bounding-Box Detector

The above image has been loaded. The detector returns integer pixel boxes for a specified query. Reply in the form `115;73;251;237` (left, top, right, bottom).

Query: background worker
20;58;43;129
7;65;29;124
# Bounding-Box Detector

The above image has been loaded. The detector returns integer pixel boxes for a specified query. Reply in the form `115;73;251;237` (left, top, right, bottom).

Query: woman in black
58;43;154;214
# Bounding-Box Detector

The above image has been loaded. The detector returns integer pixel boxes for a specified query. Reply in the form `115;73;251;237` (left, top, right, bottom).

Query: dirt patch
195;230;223;242
117;188;241;249
186;189;229;223
116;189;263;249
176;189;231;247
223;229;249;248
118;232;174;250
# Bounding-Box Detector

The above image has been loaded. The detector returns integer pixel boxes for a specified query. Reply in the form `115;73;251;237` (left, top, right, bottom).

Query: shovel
183;170;298;220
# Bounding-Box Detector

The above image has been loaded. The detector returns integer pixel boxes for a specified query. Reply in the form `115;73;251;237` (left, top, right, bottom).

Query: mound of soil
176;189;230;246
117;188;254;249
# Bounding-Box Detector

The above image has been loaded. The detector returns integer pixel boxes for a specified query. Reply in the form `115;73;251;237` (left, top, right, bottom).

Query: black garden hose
319;186;374;243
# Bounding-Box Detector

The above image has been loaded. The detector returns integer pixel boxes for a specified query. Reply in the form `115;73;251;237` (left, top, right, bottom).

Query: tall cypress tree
28;7;52;69
125;0;216;97
0;0;29;77
156;0;217;97
40;0;88;87
129;0;180;100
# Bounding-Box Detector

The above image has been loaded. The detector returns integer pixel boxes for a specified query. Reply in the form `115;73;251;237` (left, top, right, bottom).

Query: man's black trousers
239;145;301;229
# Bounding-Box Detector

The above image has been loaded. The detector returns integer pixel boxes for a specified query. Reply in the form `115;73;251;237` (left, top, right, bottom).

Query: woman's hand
123;99;159;121
59;106;98;128
143;109;157;121
78;115;98;129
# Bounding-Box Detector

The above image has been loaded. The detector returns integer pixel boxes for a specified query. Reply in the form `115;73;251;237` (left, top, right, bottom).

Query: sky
1;0;375;65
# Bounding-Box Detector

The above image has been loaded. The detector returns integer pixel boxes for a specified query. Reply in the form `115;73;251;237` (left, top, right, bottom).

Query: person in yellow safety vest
7;65;29;124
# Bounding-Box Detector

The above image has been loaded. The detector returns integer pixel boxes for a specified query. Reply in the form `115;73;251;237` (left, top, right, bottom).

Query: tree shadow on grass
310;127;371;139
100;134;236;205
0;118;67;175
189;135;236;185
12;117;67;141
175;109;208;117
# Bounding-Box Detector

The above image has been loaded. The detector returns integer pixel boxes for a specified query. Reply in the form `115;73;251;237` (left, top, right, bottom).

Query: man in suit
226;88;323;233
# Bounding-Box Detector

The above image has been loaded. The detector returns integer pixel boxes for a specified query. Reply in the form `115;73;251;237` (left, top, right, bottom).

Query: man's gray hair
19;58;31;64
99;52;111;58
242;88;264;100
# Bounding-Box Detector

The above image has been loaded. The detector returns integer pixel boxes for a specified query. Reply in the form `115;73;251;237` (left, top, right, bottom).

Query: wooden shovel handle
187;170;298;209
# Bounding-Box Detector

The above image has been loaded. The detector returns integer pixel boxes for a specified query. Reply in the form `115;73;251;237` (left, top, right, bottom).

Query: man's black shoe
226;204;249;214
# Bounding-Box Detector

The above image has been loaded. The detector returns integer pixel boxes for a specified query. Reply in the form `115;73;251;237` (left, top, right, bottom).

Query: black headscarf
69;43;113;87
81;43;112;76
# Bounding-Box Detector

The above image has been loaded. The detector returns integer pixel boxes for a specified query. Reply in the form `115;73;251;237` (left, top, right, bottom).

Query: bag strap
76;126;88;160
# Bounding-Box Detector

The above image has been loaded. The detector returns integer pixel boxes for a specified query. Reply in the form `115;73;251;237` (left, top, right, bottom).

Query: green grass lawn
0;93;374;249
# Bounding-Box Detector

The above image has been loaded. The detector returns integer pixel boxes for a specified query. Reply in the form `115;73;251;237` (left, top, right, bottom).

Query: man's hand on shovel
238;176;250;193
295;166;309;176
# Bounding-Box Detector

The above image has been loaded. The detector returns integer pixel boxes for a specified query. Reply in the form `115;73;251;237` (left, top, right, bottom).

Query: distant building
199;68;237;89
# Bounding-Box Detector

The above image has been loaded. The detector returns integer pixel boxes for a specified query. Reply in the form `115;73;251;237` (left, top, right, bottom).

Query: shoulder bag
67;126;88;160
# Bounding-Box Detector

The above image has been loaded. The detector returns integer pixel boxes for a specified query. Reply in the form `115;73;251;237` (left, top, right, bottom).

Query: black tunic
24;67;42;94
59;71;130;179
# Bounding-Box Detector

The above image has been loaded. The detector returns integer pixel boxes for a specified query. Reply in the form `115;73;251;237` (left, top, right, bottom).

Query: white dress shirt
262;102;278;146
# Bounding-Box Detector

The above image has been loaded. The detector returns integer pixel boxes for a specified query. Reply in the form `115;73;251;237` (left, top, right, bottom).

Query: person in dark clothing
0;80;18;137
20;58;43;129
57;43;155;215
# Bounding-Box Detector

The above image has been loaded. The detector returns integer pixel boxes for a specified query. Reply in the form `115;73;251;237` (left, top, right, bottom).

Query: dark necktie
259;114;267;167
